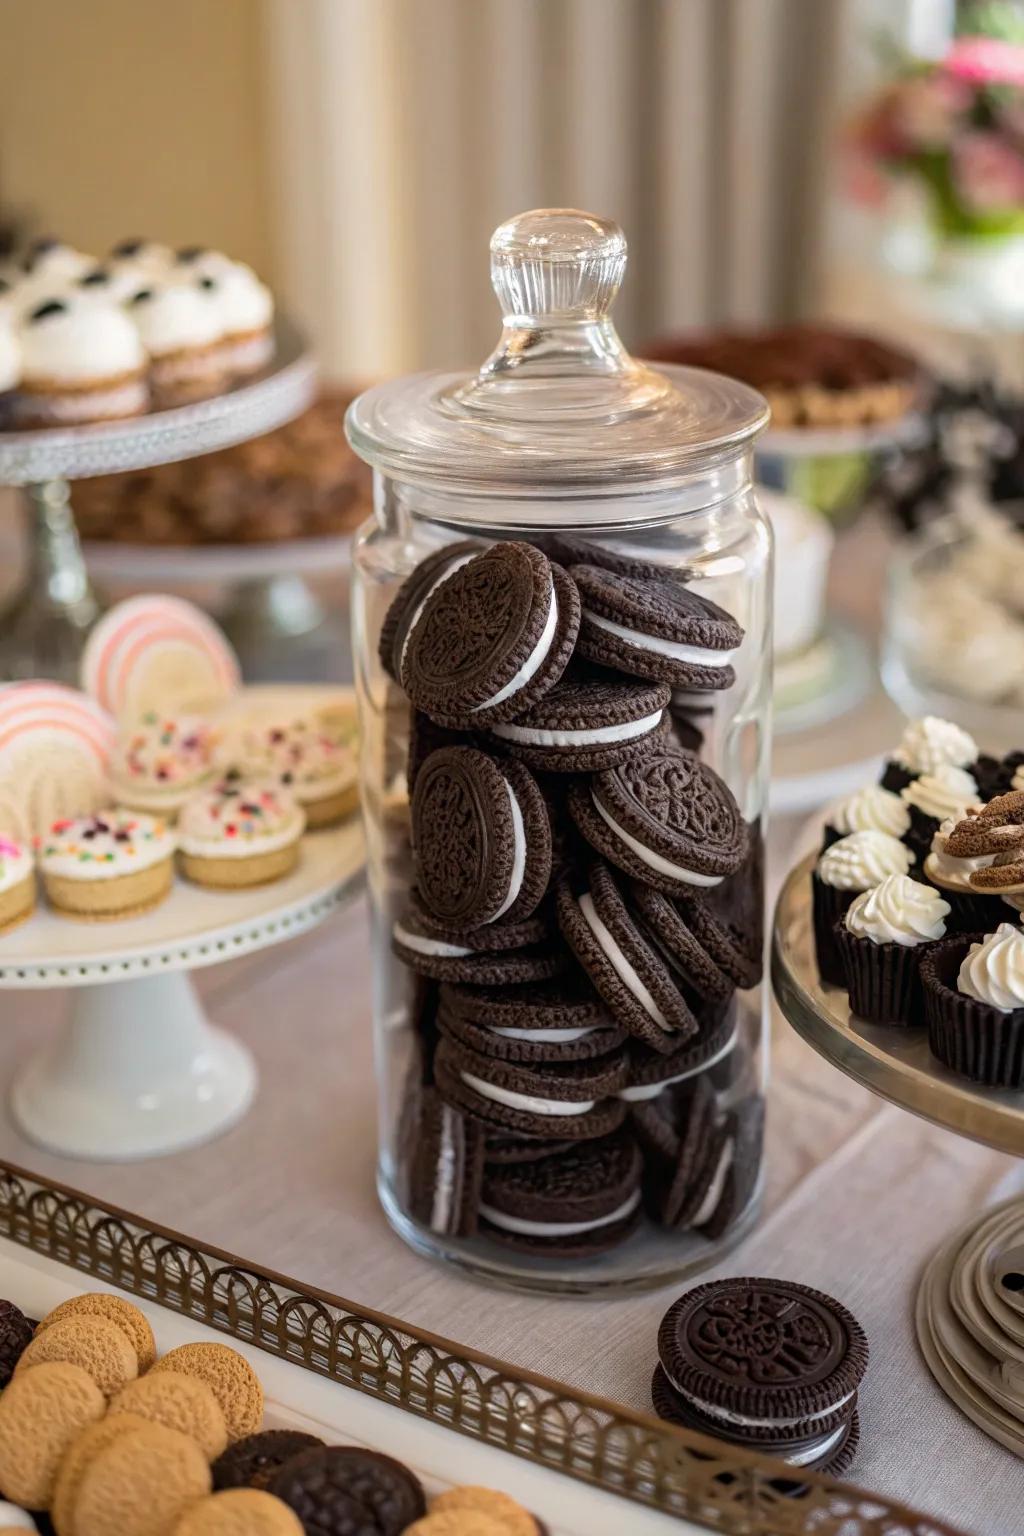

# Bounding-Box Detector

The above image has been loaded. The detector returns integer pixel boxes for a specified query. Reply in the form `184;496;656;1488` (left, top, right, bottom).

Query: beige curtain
262;0;842;380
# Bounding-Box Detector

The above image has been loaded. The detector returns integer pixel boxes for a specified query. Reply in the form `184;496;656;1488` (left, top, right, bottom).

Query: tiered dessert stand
772;855;1024;1456
0;816;364;1162
0;319;316;683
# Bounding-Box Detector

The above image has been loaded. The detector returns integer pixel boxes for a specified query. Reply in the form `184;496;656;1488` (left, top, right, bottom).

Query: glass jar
348;210;772;1295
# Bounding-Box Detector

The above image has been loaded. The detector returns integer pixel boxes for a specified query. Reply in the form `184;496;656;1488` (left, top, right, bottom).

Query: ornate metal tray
0;1158;963;1535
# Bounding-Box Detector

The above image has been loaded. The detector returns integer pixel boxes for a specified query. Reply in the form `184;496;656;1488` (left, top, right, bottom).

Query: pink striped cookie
81;595;240;719
0;682;116;841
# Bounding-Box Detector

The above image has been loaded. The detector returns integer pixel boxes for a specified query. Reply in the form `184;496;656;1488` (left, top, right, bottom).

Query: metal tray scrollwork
0;1160;962;1536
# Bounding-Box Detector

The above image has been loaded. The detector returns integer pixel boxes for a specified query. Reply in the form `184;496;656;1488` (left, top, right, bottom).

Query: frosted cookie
16;1315;138;1398
15;293;147;426
36;1292;157;1372
111;713;217;818
111;1371;229;1460
177;779;304;888
0;837;34;935
38;810;175;919
81;594;240;719
127;278;227;405
0;681;116;842
173;1489;303;1535
0;1360;105;1509
174;250;274;378
225;719;357;828
151;1342;264;1442
72;1421;212;1536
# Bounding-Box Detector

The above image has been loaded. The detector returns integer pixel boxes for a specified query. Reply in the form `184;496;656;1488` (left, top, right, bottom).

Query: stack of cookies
380;536;765;1260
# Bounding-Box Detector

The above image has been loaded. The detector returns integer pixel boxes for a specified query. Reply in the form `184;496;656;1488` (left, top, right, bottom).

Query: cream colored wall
0;0;273;276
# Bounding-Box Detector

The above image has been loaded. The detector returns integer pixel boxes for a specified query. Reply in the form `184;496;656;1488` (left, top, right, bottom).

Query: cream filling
472;582;558;712
491;1025;597;1044
784;1422;848;1468
493;709;663;749
399;552;478;673
578;892;671;1031
430;1104;457;1233
617;1028;738;1101
461;1070;594;1117
489;779;526;923
586;611;738;668
667;1380;857;1431
689;1137;734;1226
479;1189;641;1239
591;793;723;889
393;922;472;958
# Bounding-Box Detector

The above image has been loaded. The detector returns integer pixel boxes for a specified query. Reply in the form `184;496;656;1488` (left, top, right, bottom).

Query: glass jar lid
346;208;769;501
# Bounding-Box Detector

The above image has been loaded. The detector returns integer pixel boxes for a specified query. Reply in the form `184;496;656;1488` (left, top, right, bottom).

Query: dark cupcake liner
922;878;1003;936
921;933;1024;1089
880;760;915;794
820;825;843;853
811;875;856;988
835;923;926;1026
903;805;939;866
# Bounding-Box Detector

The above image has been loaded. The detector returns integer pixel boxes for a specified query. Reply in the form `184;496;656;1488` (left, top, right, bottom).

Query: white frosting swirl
830;785;910;839
208;262;274;335
816;830;912;891
128;281;224;355
845;873;949;947
893;716;977;775
19;295;145;384
901;764;979;824
924;816;995;892
958;923;1024;1012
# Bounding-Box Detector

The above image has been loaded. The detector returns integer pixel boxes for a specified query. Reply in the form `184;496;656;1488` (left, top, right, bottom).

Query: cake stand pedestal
0;319;316;684
0;818;363;1161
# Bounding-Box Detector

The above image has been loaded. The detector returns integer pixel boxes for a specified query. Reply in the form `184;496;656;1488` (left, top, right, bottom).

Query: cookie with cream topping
14;293;148;427
922;816;1001;932
37;810;174;920
836;872;949;1025
177;779;305;889
127;279;228;406
0;836;35;935
173;250;274;378
811;830;913;986
110;713;217;819
222;720;357;828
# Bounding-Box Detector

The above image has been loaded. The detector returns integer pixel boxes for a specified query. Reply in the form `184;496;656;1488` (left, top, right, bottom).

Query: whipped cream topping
128;280;224;355
38;810;174;880
207;261;274;335
829;785;910;840
844;873;949;947
901;764;979;824
924;816;996;892
816;830;912;891
958;923;1024;1012
893;716;977;775
177;778;304;859
0;836;33;896
19;295;145;384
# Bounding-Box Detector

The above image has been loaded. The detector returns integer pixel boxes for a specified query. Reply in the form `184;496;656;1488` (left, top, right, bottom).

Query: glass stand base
378;1165;762;1299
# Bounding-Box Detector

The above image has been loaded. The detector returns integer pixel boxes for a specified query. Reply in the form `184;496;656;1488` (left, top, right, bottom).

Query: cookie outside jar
347;208;772;1294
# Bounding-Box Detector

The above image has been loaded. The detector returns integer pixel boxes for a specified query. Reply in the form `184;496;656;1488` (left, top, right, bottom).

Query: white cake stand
0;819;364;1162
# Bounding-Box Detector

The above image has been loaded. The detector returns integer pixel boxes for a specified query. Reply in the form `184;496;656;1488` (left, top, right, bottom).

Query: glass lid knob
489;208;626;325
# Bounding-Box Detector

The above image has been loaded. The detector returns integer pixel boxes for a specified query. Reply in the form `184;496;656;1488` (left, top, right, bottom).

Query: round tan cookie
0;1361;106;1509
72;1421;211;1536
51;1412;152;1536
110;1372;228;1461
37;1294;157;1373
431;1487;539;1536
172;1488;304;1535
404;1516;511;1536
151;1344;263;1442
17;1316;138;1398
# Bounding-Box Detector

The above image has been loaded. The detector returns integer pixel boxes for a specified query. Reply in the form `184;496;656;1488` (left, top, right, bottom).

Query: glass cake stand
756;412;928;524
0;818;364;1162
771;854;1024;1156
0;319;317;684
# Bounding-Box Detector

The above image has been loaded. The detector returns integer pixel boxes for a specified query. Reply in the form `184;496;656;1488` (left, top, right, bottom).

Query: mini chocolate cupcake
921;925;1024;1087
812;831;913;986
836;872;949;1025
922;816;1000;933
900;763;980;864
821;784;910;852
880;715;978;795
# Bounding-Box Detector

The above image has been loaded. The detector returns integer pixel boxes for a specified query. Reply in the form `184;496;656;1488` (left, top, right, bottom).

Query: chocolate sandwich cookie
618;1007;737;1104
412;747;552;929
568;746;748;896
699;1093;765;1239
547;532;690;583
570;565;743;691
212;1430;325;1492
407;711;472;796
483;1132;576;1165
556;862;702;1051
439;979;625;1063
392;905;564;985
488;670;670;773
627;883;735;1004
379;540;484;682
400;542;580;728
657;1276;868;1472
407;1086;485;1238
650;1366;861;1477
435;1035;627;1139
676;890;763;990
271;1445;425;1536
478;1127;642;1255
409;892;553;954
632;1075;718;1227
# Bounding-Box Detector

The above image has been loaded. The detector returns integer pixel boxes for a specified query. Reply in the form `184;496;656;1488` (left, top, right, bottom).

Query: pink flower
945;37;1024;87
953;130;1024;212
893;72;972;152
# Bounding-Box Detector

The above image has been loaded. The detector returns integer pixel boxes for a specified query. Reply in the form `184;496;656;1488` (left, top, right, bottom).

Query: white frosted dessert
957;925;1024;1013
816;830;913;891
177;778;305;888
15;294;147;425
827;785;909;841
891;716;977;777
127;279;227;403
844;873;949;947
924;816;996;894
225;719;358;828
110;713;217;818
0;835;35;934
37;810;175;918
901;764;979;829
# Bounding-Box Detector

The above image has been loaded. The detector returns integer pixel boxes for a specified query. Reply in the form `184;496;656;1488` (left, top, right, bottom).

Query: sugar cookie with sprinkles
110;712;217;819
224;718;358;828
0;836;35;935
177;779;305;889
37;810;175;920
